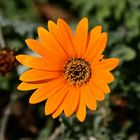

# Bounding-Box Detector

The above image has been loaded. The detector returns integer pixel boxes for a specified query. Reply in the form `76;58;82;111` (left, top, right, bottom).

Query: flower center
64;58;91;86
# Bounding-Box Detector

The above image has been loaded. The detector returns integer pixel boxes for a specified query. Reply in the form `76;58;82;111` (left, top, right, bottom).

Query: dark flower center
64;58;91;86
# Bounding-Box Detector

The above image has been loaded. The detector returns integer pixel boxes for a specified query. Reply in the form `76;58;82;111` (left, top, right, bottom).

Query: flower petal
93;58;120;71
74;18;88;57
38;27;68;60
91;78;110;94
17;82;45;91
45;83;70;115
86;33;107;62
84;84;97;110
64;87;80;117
48;19;76;57
92;70;114;84
84;25;102;58
16;55;65;71
25;39;47;57
19;69;62;82
29;78;66;104
89;80;104;101
52;100;66;119
76;86;86;122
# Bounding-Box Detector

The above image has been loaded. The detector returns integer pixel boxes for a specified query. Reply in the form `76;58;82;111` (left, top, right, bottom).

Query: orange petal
48;19;76;57
93;58;120;71
95;54;104;62
48;20;68;55
86;33;107;62
25;39;47;58
84;84;97;110
25;39;61;61
89;80;104;101
84;25;102;58
45;83;70;115
17;82;45;91
19;69;62;82
38;27;68;60
57;19;76;57
92;70;114;84
29;78;66;104
52;100;66;119
93;33;107;60
76;86;86;122
16;55;65;71
91;78;110;94
64;87;80;117
74;18;88;57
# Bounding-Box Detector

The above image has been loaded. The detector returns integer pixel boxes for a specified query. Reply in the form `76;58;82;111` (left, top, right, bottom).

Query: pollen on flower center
64;58;91;86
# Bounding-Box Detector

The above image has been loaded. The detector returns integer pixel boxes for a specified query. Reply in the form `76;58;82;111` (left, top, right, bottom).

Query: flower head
0;49;17;75
16;18;119;122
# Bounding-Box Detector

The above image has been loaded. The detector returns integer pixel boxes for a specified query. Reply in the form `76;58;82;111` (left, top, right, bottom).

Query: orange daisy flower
16;18;119;122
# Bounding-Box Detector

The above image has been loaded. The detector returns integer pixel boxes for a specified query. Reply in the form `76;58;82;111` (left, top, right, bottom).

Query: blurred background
0;0;140;140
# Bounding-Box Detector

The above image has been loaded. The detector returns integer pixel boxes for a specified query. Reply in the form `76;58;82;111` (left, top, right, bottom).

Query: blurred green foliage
0;0;140;140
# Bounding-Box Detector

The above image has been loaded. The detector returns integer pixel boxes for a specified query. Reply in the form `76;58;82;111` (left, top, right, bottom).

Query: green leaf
111;45;136;61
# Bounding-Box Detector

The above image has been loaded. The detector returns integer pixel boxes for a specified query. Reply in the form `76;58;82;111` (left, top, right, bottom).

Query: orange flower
16;18;119;122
